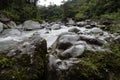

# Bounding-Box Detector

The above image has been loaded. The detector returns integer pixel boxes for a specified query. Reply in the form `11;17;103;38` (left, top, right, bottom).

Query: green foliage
75;13;86;21
39;5;64;22
100;10;120;20
0;44;46;80
64;44;120;80
0;10;20;21
18;4;41;22
61;0;120;21
62;0;87;20
0;0;120;22
0;0;41;22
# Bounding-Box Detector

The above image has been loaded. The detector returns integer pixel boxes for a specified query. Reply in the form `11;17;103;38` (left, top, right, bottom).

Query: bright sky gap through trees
37;0;68;6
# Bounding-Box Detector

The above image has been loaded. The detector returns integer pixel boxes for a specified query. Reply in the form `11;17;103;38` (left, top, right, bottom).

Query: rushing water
0;25;70;48
0;25;112;51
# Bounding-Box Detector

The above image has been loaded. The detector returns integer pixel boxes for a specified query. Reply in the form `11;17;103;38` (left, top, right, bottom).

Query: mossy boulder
0;34;47;80
48;44;120;80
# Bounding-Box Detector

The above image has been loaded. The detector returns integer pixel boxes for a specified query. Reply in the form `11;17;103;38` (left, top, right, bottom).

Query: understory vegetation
0;0;40;22
0;0;120;22
0;44;119;80
65;44;120;80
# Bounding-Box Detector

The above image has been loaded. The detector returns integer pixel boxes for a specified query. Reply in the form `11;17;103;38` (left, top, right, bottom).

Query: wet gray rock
79;35;105;46
76;21;87;27
0;29;21;52
49;55;79;70
90;21;98;27
84;25;92;29
55;33;79;50
1;29;21;37
23;20;42;30
17;24;23;28
7;34;47;57
114;36;120;44
6;21;17;29
17;24;24;31
48;55;80;80
61;45;85;58
51;30;108;58
0;34;47;80
51;24;61;30
0;40;18;53
0;14;10;23
76;20;99;28
91;27;103;34
102;19;114;25
51;32;86;59
66;18;75;25
2;24;8;29
68;27;80;33
41;21;50;28
0;22;3;32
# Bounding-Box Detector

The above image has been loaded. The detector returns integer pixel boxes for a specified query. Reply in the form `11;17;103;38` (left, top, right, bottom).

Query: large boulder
76;21;87;27
23;20;42;31
47;22;118;80
0;40;18;53
0;17;10;23
41;21;50;28
61;45;85;58
90;27;103;34
66;18;75;25
89;21;98;27
0;22;3;32
6;21;17;29
51;32;86;59
114;36;120;44
1;29;21;37
68;27;80;33
0;34;47;80
51;31;107;58
79;35;105;46
84;25;92;29
48;55;80;80
102;19;114;25
0;14;10;23
17;24;23;30
55;33;79;50
76;20;98;28
49;55;79;70
51;24;61;30
7;34;47;57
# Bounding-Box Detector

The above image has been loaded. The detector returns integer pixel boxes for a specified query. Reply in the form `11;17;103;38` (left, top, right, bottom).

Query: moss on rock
67;44;120;80
0;37;47;80
50;44;120;80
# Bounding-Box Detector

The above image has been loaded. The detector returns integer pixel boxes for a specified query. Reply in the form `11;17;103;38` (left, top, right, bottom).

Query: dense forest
0;0;120;22
0;0;39;22
62;0;120;20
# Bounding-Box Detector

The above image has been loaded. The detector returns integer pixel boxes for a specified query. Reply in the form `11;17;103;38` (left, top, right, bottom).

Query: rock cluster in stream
0;19;119;80
0;34;47;80
47;19;120;80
